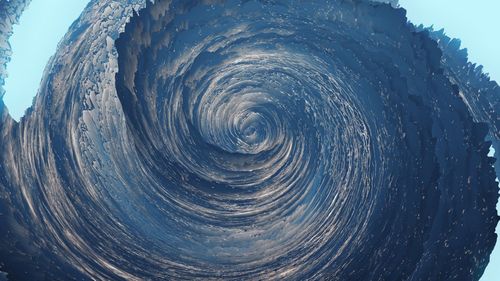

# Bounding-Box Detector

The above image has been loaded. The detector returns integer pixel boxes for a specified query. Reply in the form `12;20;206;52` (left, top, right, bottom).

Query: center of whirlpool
203;95;282;155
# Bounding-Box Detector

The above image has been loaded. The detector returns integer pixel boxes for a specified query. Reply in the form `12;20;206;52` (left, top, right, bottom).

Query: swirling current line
0;0;499;280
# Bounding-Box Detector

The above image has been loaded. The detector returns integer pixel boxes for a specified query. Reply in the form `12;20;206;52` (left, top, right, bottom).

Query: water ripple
0;0;498;280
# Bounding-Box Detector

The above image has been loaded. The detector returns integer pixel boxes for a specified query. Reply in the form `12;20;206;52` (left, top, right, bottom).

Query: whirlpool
0;0;499;280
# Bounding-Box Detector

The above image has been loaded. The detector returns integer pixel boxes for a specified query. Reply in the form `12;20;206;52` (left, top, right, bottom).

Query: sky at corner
399;0;500;83
3;0;90;121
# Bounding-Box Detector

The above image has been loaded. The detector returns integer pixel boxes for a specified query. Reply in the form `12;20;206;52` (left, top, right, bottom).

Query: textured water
0;0;499;280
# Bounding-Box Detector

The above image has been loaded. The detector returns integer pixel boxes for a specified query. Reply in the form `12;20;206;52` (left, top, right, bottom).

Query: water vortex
0;0;498;280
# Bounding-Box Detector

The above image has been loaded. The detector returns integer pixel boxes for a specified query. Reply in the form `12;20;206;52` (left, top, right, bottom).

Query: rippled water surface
0;0;499;280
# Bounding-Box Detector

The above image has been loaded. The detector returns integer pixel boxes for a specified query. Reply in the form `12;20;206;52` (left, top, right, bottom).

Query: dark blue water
0;0;498;280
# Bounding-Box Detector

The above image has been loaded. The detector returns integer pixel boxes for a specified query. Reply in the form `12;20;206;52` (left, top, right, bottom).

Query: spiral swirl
0;0;498;280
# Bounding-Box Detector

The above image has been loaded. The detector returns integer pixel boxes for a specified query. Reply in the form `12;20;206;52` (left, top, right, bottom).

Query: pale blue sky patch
3;0;90;121
399;0;500;83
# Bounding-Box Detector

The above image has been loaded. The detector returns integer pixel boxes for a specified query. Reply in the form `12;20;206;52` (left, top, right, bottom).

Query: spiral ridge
0;0;498;280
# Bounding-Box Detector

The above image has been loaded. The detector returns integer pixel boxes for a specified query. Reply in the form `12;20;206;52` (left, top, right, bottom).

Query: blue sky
2;0;499;279
3;0;89;121
399;0;500;83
